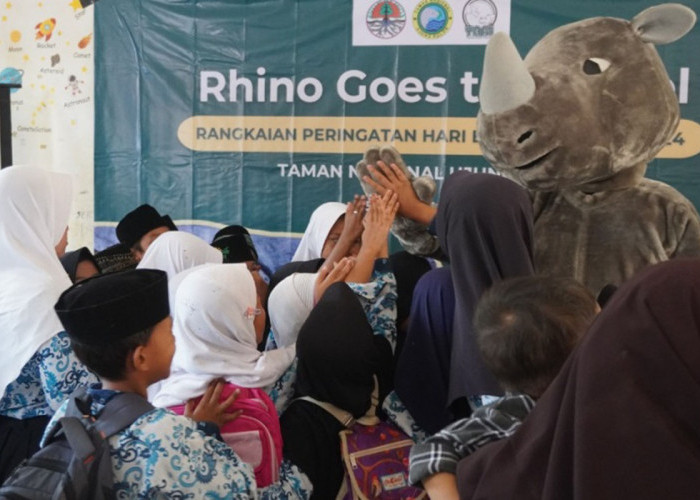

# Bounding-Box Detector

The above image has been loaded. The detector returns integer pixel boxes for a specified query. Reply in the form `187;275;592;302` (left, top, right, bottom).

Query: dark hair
474;276;598;398
70;327;154;381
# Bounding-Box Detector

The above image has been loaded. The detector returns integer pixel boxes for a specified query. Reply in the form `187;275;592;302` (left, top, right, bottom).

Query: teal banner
95;0;700;269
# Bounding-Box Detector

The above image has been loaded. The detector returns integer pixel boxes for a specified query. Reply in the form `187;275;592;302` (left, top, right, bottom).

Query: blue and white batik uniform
0;331;98;419
44;386;312;499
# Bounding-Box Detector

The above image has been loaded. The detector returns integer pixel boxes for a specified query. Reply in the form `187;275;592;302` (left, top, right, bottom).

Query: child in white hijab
153;264;296;406
151;264;310;494
136;230;223;281
136;230;224;311
0;166;98;481
291;202;347;261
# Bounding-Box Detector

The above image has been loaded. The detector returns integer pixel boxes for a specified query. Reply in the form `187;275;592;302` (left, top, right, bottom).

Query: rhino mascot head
477;4;700;292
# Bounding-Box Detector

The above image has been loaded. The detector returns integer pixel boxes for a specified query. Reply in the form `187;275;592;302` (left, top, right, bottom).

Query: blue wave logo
413;0;453;39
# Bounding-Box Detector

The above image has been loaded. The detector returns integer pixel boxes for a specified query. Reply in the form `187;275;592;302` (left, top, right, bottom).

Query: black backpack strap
93;392;155;438
62;385;94;422
58;389;155;442
60;416;97;462
41;387;91;445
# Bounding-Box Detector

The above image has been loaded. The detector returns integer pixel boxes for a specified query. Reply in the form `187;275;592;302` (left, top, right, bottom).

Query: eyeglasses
243;307;263;320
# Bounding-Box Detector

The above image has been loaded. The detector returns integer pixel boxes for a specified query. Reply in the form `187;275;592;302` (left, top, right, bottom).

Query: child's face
321;218;345;259
132;226;170;261
143;315;175;383
321;217;362;259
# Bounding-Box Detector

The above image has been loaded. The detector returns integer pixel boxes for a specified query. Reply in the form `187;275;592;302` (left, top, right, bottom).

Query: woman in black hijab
280;282;392;499
457;259;700;499
437;172;534;405
389;171;534;432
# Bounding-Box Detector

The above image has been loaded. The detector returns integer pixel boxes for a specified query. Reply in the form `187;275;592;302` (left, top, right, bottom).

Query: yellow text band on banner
178;116;700;159
178;116;480;155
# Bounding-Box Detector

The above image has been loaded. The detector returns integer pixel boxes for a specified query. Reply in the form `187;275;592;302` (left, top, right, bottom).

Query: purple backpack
339;421;427;499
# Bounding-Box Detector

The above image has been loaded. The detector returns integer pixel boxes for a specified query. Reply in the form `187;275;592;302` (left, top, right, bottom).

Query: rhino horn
479;32;535;114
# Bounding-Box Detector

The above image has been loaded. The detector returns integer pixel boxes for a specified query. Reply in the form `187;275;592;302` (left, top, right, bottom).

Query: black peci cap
211;225;259;263
116;204;177;248
54;269;170;344
93;243;138;273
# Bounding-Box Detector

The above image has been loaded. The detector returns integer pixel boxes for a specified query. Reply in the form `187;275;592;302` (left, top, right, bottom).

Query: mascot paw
356;146;380;196
412;175;436;203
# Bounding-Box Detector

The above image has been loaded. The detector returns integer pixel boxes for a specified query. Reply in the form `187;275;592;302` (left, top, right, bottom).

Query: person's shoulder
110;409;258;498
129;406;195;430
478;393;535;420
128;409;240;456
117;408;243;460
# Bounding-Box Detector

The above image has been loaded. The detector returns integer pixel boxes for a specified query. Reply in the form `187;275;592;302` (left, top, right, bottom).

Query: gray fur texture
477;4;700;293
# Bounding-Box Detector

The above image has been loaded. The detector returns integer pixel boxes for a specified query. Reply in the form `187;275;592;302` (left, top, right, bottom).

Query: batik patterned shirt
382;390;429;443
0;331;98;419
347;259;398;351
43;387;313;499
265;359;297;414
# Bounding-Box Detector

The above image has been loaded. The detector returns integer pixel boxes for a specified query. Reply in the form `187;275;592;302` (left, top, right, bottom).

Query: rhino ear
631;3;696;44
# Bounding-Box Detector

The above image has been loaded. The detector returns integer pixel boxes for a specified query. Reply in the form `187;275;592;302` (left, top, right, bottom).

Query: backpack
169;383;283;487
296;389;427;500
339;421;427;500
0;387;153;500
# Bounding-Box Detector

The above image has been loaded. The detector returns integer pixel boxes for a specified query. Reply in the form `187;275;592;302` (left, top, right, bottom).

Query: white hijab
0;165;73;395
267;272;316;348
152;264;296;407
136;231;222;281
291;202;346;261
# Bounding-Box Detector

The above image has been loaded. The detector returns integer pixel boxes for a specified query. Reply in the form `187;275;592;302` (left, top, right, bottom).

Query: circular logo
366;1;407;39
463;0;497;38
413;0;453;39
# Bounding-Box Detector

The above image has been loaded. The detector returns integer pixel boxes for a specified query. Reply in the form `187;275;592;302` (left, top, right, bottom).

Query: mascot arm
669;201;700;258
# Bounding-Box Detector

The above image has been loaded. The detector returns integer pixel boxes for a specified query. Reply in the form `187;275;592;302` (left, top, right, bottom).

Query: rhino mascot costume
477;3;700;293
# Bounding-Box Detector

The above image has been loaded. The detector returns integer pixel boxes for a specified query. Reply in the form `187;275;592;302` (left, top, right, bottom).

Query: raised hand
341;195;366;242
323;195;366;269
185;379;242;429
314;256;355;303
363;162;436;225
362;191;399;255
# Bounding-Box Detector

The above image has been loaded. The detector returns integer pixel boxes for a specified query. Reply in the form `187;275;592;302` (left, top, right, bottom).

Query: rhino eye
583;57;611;75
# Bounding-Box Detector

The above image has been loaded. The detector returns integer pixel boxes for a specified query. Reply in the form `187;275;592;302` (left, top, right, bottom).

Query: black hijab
435;172;534;402
457;258;700;499
59;247;101;283
394;266;456;433
294;281;384;417
281;281;390;499
387;251;432;329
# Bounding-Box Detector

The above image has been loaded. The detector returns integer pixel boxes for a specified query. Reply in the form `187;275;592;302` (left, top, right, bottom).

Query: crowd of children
2;161;699;498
